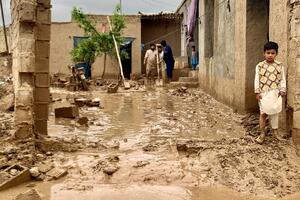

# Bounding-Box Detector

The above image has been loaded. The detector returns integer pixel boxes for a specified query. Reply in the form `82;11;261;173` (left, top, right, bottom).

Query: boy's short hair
150;43;155;47
264;41;279;53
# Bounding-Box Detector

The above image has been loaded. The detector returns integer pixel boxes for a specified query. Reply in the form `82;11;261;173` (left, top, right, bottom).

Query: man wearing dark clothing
161;40;175;81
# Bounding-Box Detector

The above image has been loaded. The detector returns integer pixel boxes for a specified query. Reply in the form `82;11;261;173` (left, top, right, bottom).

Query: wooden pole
0;0;9;53
107;16;125;82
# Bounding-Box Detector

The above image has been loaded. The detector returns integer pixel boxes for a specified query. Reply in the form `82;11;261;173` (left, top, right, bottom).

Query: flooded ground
1;87;300;200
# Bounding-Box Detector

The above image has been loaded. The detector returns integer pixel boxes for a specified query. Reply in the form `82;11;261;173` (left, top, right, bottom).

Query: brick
19;2;36;23
35;57;49;72
55;106;79;118
36;7;51;24
33;103;48;120
35;40;49;58
34;87;49;103
46;167;67;179
36;24;50;41
34;73;49;87
34;120;47;135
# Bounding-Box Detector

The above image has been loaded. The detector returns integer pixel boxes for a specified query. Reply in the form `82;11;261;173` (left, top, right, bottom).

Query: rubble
14;189;42;200
55;106;79;118
46;167;68;180
0;165;31;191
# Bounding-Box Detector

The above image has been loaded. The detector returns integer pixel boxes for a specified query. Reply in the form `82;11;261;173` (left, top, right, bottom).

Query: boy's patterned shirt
254;60;286;93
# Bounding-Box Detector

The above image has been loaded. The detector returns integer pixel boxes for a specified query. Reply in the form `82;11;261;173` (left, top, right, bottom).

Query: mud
1;87;300;199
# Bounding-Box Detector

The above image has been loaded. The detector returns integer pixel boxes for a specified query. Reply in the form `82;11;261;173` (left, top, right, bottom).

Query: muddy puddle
1;88;300;200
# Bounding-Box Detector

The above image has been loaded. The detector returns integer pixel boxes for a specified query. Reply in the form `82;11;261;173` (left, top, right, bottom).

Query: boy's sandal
256;135;265;144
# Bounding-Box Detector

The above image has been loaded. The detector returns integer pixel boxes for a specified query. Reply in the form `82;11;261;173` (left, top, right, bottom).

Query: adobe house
197;0;300;146
50;15;142;79
140;12;182;74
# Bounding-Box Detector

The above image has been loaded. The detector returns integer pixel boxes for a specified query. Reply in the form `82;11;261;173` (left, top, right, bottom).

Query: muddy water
1;88;300;200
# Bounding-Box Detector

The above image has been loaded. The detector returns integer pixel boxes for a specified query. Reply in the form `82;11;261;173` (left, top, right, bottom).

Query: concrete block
294;111;300;129
34;73;49;87
34;87;49;102
36;7;51;24
33;103;48;120
34;120;47;135
35;57;49;72
36;24;50;41
35;41;50;58
55;106;79;118
19;2;36;23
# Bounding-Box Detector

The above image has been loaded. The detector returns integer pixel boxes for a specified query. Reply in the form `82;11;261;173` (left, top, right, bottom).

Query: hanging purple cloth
186;0;198;45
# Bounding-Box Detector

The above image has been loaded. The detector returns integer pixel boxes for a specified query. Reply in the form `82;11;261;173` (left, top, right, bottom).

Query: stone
55;106;79;118
14;189;42;200
10;169;19;176
77;117;88;126
133;161;150;168
29;167;40;178
37;162;54;173
46;167;67;179
0;93;14;112
103;165;119;175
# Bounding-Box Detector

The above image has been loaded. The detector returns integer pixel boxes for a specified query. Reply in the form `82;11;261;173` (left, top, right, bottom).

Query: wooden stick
156;45;160;82
107;16;125;82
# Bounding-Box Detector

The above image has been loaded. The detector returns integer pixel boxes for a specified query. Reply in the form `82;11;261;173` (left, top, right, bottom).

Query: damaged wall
0;28;11;53
198;0;245;111
50;15;141;79
11;0;51;139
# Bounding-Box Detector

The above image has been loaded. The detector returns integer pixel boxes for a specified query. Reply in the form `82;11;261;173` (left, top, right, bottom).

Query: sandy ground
1;87;300;200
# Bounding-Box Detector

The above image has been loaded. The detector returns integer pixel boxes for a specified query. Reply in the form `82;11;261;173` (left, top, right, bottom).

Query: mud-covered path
1;87;300;200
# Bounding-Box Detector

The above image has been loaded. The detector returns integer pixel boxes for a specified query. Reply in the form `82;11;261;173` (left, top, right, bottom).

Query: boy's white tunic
254;60;286;129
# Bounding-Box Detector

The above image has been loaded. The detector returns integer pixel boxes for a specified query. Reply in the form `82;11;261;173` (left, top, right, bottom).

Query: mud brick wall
288;0;300;146
10;0;51;139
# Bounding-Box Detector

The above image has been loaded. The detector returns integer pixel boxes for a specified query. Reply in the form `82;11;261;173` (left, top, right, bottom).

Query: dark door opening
121;37;135;79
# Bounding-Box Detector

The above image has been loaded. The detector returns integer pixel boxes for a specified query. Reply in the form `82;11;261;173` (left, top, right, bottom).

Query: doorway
121;37;135;79
245;0;270;111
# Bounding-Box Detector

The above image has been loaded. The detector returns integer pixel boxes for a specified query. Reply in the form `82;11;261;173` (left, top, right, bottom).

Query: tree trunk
101;53;107;78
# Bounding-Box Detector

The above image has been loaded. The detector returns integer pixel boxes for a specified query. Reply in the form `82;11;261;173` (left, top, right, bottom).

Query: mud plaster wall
198;0;245;111
50;15;141;78
0;28;11;53
288;1;300;145
141;18;181;74
177;0;199;57
269;0;289;131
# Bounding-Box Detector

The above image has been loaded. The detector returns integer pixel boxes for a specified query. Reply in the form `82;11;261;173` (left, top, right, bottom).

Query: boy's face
264;49;277;63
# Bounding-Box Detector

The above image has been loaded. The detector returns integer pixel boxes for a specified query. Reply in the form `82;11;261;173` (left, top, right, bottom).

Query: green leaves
70;4;126;63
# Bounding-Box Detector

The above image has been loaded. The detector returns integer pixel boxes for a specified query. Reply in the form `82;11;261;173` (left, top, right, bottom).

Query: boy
254;41;286;144
191;46;199;70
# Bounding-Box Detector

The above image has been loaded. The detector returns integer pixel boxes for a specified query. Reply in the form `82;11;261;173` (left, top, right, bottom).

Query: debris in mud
103;165;119;175
170;87;188;96
55;106;79;118
107;83;119;93
46;167;68;180
14;189;42;200
77;117;89;126
74;98;101;107
142;144;158;152
133;161;150;168
0;165;31;191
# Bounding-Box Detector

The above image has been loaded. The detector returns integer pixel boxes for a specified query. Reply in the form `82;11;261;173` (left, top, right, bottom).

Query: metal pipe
0;0;9;53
